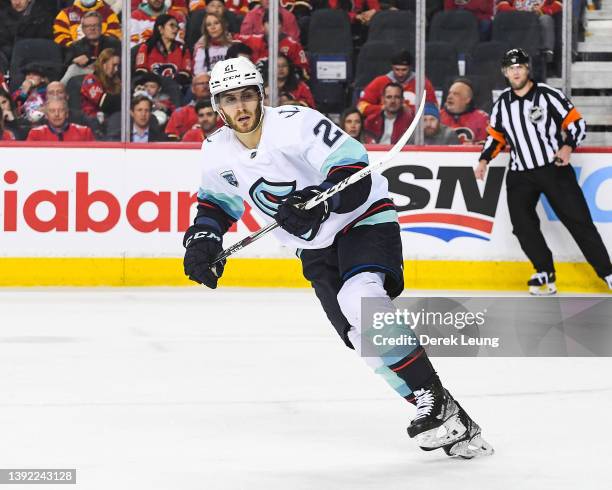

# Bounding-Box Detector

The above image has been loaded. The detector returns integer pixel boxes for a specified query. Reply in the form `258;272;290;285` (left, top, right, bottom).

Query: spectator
192;0;251;16
135;14;192;87
80;47;121;134
193;12;233;76
27;97;95;141
225;41;253;60
496;0;561;60
240;0;300;39
444;1;494;41
364;82;415;145
165;72;212;139
133;72;176;127
130;93;168;142
61;11;121;85
325;0;379;25
194;0;243;34
130;0;188;14
339;106;374;144
440;77;489;144
130;0;187;47
0;0;54;60
0;88;29;139
237;9;309;78
182;98;218;141
358;50;438;118
0;73;7;92
53;0;121;47
274;54;314;107
1;104;16;140
47;81;67;101
12;63;48;124
423;102;460;145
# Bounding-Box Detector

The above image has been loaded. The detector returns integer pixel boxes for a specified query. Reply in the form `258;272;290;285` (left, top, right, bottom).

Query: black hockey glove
275;186;331;240
183;225;225;289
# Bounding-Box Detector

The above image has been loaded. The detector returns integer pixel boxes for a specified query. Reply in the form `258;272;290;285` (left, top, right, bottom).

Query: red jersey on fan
80;74;106;118
440;107;489;144
235;34;309;77
2;129;16;140
327;0;380;23
358;72;438;118
496;0;562;16
130;3;187;46
444;0;494;22
166;102;223;139
285;81;315;108
182;123;211;142
135;41;192;81
27;123;95;142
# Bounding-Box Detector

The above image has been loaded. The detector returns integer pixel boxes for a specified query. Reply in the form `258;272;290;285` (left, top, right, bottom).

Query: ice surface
0;288;610;490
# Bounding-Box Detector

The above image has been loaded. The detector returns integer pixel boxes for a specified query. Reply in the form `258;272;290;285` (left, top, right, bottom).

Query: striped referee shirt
479;82;586;172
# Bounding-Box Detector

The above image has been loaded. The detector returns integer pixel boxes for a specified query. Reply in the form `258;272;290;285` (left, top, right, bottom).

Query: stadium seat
367;10;415;52
159;77;183;109
425;41;458;90
354;41;397;96
394;0;444;22
466;41;508;89
429;10;479;56
308;9;353;113
492;11;545;80
9;39;64;92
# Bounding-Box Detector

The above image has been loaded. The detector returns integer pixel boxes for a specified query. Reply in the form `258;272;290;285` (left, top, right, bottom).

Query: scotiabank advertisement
1;145;611;261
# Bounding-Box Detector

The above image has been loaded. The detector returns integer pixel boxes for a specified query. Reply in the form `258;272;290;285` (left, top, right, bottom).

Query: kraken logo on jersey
249;178;296;217
220;170;239;187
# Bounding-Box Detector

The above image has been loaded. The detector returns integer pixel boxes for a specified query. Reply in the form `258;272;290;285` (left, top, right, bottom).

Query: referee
475;48;612;295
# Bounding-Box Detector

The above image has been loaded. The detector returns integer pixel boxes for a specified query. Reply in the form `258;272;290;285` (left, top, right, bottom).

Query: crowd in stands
0;0;588;144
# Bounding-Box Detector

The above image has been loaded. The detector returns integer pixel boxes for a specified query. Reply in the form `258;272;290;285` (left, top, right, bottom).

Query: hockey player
183;57;494;458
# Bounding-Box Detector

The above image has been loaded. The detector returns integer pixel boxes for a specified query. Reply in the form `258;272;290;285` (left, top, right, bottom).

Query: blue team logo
249;178;296;217
220;170;239;187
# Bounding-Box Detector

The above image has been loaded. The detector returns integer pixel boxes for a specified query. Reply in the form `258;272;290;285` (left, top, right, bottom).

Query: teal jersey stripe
320;137;369;176
197;187;245;221
353;209;398;228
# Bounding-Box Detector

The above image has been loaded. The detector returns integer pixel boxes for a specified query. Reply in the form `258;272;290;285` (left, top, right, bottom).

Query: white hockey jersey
197;105;397;250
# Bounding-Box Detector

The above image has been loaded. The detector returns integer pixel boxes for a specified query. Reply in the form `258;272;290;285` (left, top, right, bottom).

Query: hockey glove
183;225;226;289
275;186;331;240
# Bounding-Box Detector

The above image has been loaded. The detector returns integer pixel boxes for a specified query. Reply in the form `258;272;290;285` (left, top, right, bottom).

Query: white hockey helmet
209;57;264;113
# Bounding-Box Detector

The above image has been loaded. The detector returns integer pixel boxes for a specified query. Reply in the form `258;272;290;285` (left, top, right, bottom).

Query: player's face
391;64;410;83
423;114;439;137
383;87;403;113
206;15;223;39
103;56;120;78
197;107;218;132
131;100;151;128
46;101;68;128
192;74;211;98
504;64;530;90
218;87;261;133
343;112;362;138
445;82;471;113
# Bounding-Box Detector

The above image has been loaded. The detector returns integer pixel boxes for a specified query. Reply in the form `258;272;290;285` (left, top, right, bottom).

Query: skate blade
415;412;467;450
529;284;557;296
445;433;495;459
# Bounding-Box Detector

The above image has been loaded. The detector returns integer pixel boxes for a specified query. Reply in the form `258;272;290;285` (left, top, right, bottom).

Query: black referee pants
506;164;612;279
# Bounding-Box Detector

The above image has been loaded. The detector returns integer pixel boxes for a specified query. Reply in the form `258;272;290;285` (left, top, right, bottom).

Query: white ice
0;288;610;490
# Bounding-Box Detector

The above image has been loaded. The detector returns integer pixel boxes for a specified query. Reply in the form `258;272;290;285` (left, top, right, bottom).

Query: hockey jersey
439;107;489;145
196;106;396;250
135;41;193;82
26;123;95;142
235;34;310;77
496;0;562;15
53;0;121;47
130;3;187;47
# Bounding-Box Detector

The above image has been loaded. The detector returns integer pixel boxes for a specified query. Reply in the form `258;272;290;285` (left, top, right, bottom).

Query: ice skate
604;274;612;290
407;378;494;458
528;271;557;296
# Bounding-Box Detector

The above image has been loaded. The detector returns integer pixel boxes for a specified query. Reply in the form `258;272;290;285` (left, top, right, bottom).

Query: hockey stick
211;92;427;266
